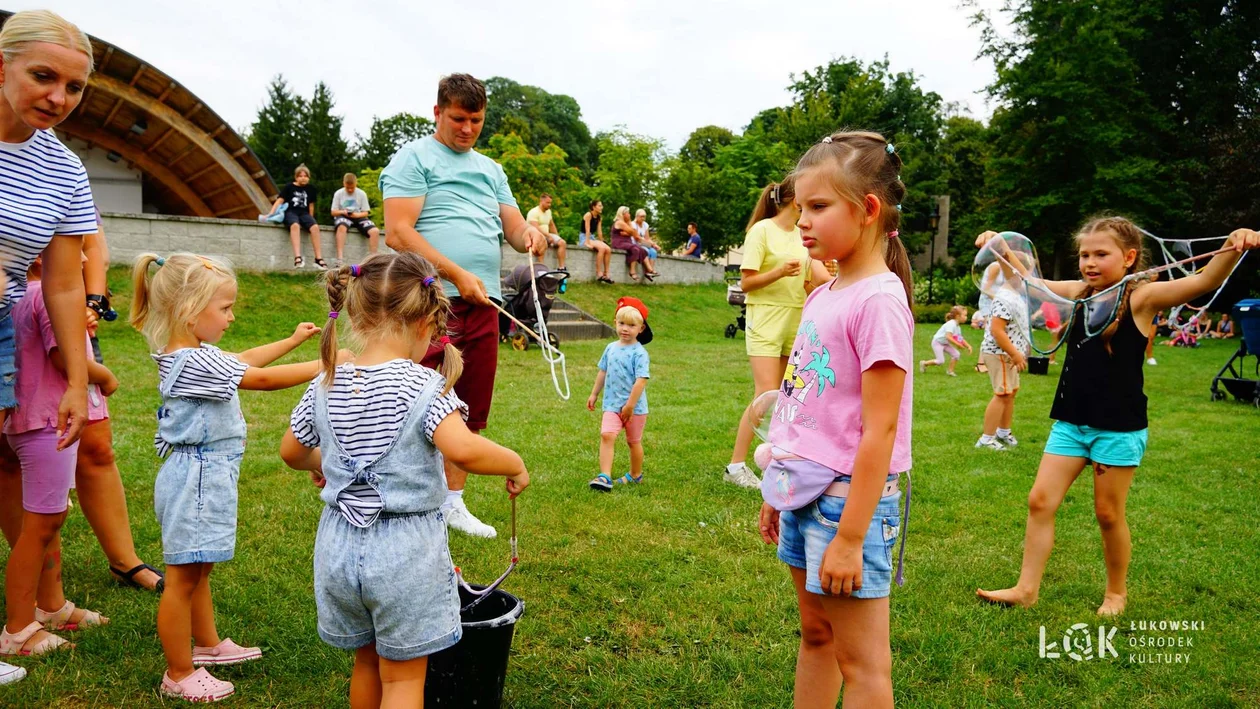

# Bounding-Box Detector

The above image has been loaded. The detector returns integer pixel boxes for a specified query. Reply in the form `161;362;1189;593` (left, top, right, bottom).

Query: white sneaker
443;500;497;538
1147;357;1157;365
0;660;26;685
996;432;1019;447
918;361;926;373
975;437;1007;451
723;463;762;489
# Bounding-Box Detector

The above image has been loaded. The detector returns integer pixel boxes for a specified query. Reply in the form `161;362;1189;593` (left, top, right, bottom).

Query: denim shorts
778;475;902;598
153;441;244;565
0;310;16;410
1045;421;1148;467
314;506;462;661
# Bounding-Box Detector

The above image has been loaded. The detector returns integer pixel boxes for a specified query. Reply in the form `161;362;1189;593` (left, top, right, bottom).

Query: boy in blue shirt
588;297;653;491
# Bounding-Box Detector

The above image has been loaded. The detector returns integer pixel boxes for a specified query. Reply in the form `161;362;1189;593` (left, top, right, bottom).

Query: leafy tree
590;129;665;228
358;113;434;170
679;126;736;166
480;77;596;176
938;115;992;260
300;82;356;216
247;76;306;192
479;133;589;238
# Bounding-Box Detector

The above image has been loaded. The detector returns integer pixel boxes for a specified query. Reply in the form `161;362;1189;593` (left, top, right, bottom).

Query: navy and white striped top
152;345;249;456
0;129;97;308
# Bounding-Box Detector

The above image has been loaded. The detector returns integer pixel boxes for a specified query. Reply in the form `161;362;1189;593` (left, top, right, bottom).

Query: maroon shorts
422;298;498;430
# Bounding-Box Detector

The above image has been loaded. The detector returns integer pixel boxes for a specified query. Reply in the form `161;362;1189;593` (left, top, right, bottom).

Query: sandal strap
27;632;70;656
35;600;75;628
1;621;45;653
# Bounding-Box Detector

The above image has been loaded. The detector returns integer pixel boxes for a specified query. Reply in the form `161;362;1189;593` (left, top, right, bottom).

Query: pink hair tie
423;276;437;287
349;264;361;277
439;336;452;346
887;230;899;239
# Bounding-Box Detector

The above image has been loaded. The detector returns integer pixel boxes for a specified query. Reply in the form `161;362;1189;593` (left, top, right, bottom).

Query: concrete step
549;320;613;342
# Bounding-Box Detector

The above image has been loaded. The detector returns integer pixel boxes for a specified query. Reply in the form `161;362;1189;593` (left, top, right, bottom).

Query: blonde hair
792;131;913;305
295;163;311;179
130;253;236;351
615;206;630;221
948;305;967;320
0;10;94;72
634;209;647;218
343;172;357;185
323;253;461;394
615;306;643;327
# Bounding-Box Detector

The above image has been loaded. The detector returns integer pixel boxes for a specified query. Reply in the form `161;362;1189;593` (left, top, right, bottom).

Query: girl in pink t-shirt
1;258;116;658
757;132;915;709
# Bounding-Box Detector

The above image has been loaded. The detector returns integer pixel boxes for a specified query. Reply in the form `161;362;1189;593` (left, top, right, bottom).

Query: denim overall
152;347;247;565
311;375;461;660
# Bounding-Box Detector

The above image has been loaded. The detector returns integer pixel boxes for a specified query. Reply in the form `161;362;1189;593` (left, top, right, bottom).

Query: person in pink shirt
1;258;115;658
757;132;914;709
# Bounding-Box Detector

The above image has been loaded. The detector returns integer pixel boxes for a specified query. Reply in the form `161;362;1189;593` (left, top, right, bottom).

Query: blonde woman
0;9;97;670
610;206;649;282
632;209;661;278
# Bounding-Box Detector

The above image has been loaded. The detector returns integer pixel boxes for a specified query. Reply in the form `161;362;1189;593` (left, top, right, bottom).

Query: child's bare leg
335;225;348;261
819;594;893;709
947;357;957;374
628;441;644;477
1093;463;1136;616
729;356;787;465
350;644;383;709
379;655;428;709
1000;391;1017;430
789;567;842;707
978;454;1088;607
159;563;208;681
920;358;939;368
190;564;219;648
599;431;617;475
982;393;1009;436
34;531;66;613
289;223;302;258
6;510;65;643
310;225;324;260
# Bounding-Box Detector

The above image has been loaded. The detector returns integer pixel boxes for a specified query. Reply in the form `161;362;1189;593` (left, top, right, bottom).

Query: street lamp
928;200;940;303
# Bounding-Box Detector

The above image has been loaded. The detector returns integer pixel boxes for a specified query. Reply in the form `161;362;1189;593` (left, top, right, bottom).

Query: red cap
615;296;653;345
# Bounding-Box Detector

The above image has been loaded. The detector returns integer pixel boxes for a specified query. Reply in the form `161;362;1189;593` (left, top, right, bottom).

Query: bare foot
1097;592;1126;617
976;586;1037;608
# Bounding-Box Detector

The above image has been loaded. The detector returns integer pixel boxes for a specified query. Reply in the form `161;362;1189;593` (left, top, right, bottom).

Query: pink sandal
192;638;262;666
0;621;72;656
161;667;234;702
35;600;108;631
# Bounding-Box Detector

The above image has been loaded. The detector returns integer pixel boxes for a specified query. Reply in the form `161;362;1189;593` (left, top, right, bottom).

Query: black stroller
499;263;568;351
1210;299;1260;406
723;265;746;339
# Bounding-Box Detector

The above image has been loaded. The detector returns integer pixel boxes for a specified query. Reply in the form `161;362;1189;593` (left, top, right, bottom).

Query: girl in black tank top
976;219;1260;618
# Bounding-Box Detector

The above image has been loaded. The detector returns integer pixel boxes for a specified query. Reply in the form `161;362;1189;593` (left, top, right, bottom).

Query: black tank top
1050;304;1148;431
582;212;601;235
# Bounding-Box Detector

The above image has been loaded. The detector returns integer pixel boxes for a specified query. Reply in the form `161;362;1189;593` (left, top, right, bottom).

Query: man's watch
87;294;117;321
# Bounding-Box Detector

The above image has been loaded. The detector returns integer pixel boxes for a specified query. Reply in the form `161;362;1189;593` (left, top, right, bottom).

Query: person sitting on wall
267;164;327;270
680;222;703;259
331;173;380;263
526;193;567;270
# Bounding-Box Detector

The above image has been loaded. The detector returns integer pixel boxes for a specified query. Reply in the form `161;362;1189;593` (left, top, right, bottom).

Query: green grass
3;270;1258;707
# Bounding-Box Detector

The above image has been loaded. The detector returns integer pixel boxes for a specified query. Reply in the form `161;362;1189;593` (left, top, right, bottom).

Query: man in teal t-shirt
381;73;546;539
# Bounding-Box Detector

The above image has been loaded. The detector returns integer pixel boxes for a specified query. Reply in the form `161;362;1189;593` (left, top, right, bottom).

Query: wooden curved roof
0;10;277;218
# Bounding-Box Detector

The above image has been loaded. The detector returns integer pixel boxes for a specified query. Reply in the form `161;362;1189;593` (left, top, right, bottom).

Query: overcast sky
37;0;1008;150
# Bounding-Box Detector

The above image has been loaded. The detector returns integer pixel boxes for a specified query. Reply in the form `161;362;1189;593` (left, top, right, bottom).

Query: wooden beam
129;63;147;87
156;81;176;103
182;102;202;120
251;169;266;180
144;127;176;154
215;204;255;218
75;75;269;211
167;143;198;167
101;98;125;128
98;46;114;74
184;162;218;182
231;146;248;158
57;122;212;217
208;124;227;139
201;182;240;200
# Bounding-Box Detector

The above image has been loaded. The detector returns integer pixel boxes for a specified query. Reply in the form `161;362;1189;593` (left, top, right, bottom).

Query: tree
938;115;992;260
679;126;736;167
247;76;306;192
300;82;356;216
590;128;665;229
480;77;597;176
358;113;434;170
479;133;589;238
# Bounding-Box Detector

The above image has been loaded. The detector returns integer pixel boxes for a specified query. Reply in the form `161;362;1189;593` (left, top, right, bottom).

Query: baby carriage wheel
547;332;561;350
511;332;530;351
724;323;738;339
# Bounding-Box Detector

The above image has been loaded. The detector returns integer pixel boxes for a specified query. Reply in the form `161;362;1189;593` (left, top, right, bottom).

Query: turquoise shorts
1045;421;1148;467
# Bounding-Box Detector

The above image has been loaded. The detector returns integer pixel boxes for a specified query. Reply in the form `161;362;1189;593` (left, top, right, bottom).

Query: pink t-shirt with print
4;280;108;435
769;271;914;475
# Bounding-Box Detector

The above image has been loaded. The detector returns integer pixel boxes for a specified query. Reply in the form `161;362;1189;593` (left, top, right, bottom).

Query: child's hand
759;503;780;546
310;471;326;488
819;536;864;596
507;470;530;499
335;349;356;365
619;403;634;423
975;230;999;249
587;393;597;411
1011;352;1027;371
779;259;802;278
292;322;321;343
1225;229;1260;252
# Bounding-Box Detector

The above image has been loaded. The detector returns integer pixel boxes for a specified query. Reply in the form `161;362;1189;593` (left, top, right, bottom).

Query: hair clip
821;136;833;144
328;311;339;320
886;144;896;154
887;230;899;239
770;184;780;203
350;264;361;277
155;257;166;266
895;204;903;212
423;276;436;287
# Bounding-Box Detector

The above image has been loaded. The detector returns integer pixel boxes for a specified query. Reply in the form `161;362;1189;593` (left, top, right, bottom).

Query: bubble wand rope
454;496;518;613
489;298;572;401
527;251;571;400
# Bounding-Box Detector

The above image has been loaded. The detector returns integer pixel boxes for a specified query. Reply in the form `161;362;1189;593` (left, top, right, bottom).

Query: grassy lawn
3;270;1258;707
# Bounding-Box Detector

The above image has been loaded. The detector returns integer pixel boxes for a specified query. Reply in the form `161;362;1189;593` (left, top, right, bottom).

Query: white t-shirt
331;188;369;215
982;288;1030;355
932;319;962;343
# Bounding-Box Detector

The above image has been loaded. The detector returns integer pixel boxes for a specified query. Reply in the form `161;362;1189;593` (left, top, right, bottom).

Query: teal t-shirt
598;341;650;415
379;136;518;301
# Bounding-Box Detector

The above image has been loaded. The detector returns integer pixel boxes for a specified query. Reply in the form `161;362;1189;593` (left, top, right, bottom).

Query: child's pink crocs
192;637;262;666
161;667;234;702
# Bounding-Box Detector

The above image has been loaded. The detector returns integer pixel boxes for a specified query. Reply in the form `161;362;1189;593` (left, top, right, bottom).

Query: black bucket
424;584;524;708
1027;356;1050;375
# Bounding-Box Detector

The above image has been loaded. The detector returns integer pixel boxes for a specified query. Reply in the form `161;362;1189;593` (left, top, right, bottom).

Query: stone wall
100;213;724;285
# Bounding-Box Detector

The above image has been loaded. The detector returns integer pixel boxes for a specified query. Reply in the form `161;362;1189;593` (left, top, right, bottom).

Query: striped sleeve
166;347;249;401
290;384;319;448
55;170;97;236
423;387;469;443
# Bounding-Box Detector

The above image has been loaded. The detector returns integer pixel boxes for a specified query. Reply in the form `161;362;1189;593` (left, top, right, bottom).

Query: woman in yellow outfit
723;176;831;488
